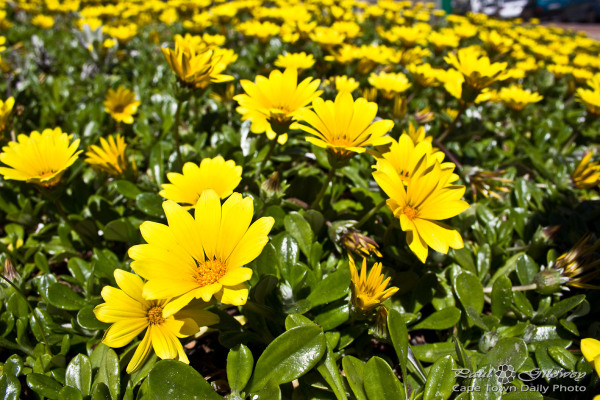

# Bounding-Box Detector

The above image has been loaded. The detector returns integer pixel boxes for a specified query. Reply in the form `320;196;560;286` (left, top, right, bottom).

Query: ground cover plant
1;0;600;399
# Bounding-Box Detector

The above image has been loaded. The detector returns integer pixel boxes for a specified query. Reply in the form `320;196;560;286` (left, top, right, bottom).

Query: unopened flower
549;234;600;290
104;86;140;124
342;230;382;257
572;151;600;189
466;168;512;201
0;128;81;187
94;270;219;373
159;157;242;207
349;256;398;313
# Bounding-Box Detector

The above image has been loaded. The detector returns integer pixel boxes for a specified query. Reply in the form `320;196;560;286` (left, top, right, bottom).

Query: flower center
147;306;164;325
38;170;56;178
113;104;126;114
403;205;419;220
193;259;227;287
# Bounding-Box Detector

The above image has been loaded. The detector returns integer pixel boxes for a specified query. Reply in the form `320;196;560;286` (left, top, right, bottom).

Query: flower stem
355;199;387;229
0;273;50;356
437;102;467;143
311;168;336;210
255;139;277;180
482;283;537;294
173;99;184;167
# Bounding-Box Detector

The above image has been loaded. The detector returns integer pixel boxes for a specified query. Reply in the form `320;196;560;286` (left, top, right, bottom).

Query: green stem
437;102;467;143
0;274;50;356
482;283;537;294
173;99;183;167
355;200;386;229
255;139;277;180
311;168;336;210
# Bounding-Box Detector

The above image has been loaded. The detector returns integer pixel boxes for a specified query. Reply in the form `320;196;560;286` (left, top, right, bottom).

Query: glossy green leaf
0;374;21;400
411;307;461;331
247;325;326;392
27;373;62;399
548;345;577;371
227;344;254;394
90;344;120;400
284;211;313;258
455;272;484;314
147;360;222;399
423;355;456;400
469;366;501;400
113;180;142;200
491;275;513;318
479;338;528;371
59;386;84;400
77;305;110;330
136;192;164;217
516;254;538;285
363;357;404;400
65;353;92;396
316;344;347;400
47;283;86;310
306;266;350;308
342;356;367;400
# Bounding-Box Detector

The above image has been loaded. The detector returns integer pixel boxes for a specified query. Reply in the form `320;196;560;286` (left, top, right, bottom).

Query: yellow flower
576;87;600;116
161;35;235;90
332;75;360;93
349;256;398;313
479;30;514;54
581;338;600;377
404;122;431;145
293;91;394;164
442;69;495;104
129;190;274;309
467;168;511;201
274;52;316;70
373;158;469;263
497;85;543;111
94;270;219;373
407;63;443;88
572;151;600;189
310;27;346;47
234;68;322;145
104;86;141;124
342;230;382;258
0;128;81;187
159;157;242;207
31;15;54;29
428;30;460;51
0;97;14;132
368;71;411;99
552;234;600;290
103;38;117;49
105;24;138;44
85;134;128;176
445;47;507;99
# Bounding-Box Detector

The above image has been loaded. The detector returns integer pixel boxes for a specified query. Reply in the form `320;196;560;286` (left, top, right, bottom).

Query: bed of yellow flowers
1;0;600;398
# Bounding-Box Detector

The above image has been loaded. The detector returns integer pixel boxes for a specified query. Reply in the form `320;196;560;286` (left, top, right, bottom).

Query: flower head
0;97;14;133
129;190;274;310
407;63;444;87
293;91;394;166
342;230;382;257
498;85;543;111
161;34;235;90
104;86;140;124
0;128;81;187
576;86;600;116
349;256;398;313
572;151;600;189
445;47;507;99
159;157;242;207
368;71;411;99
85;134;128;176
94;270;219;373
550;234;600;290
582;338;600;377
332;75;360;93
105;24;138;44
373;157;469;262
234;68;322;144
274;52;315;70
32;15;54;29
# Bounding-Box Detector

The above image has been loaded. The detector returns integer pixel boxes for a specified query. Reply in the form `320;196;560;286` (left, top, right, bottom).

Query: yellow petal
126;328;154;374
102;319;147;348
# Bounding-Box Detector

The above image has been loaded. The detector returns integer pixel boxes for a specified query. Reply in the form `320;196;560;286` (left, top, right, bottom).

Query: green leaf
314;303;350;331
479;338;528;370
90;344;120;400
247;325;326;392
47;283;86;310
0;374;21;400
147;360;222;399
65;353;92;396
512;291;533;318
503;392;543;400
59;386;84;400
91;382;112;400
27;373;62;399
285;314;315;330
136;193;164;218
548;345;577;370
363;357;405;400
77;306;110;330
412;307;461;331
284;211;314;258
316;344;347;400
516;254;538;285
342;356;367;400
470;366;500;400
113;180;142;200
544;294;586;319
455;272;484;314
227;344;254;394
423;355;456;400
306;266;350;308
491;275;513;318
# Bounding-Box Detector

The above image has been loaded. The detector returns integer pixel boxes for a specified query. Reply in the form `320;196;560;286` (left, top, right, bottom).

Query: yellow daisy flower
292;91;394;165
104;24;138;44
85;134;128;176
234;68;322;145
407;63;444;87
368;71;411;99
159;157;243;207
161;34;235;90
0;97;14;132
373;158;469;263
103;86;141;125
572;151;600;189
332;75;360;93
349;256;398;313
445;47;507;100
576;87;600;116
31;15;54;29
129;190;274;310
581;338;600;377
0;128;81;187
497;85;543;111
94;269;219;373
274;52;316;70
